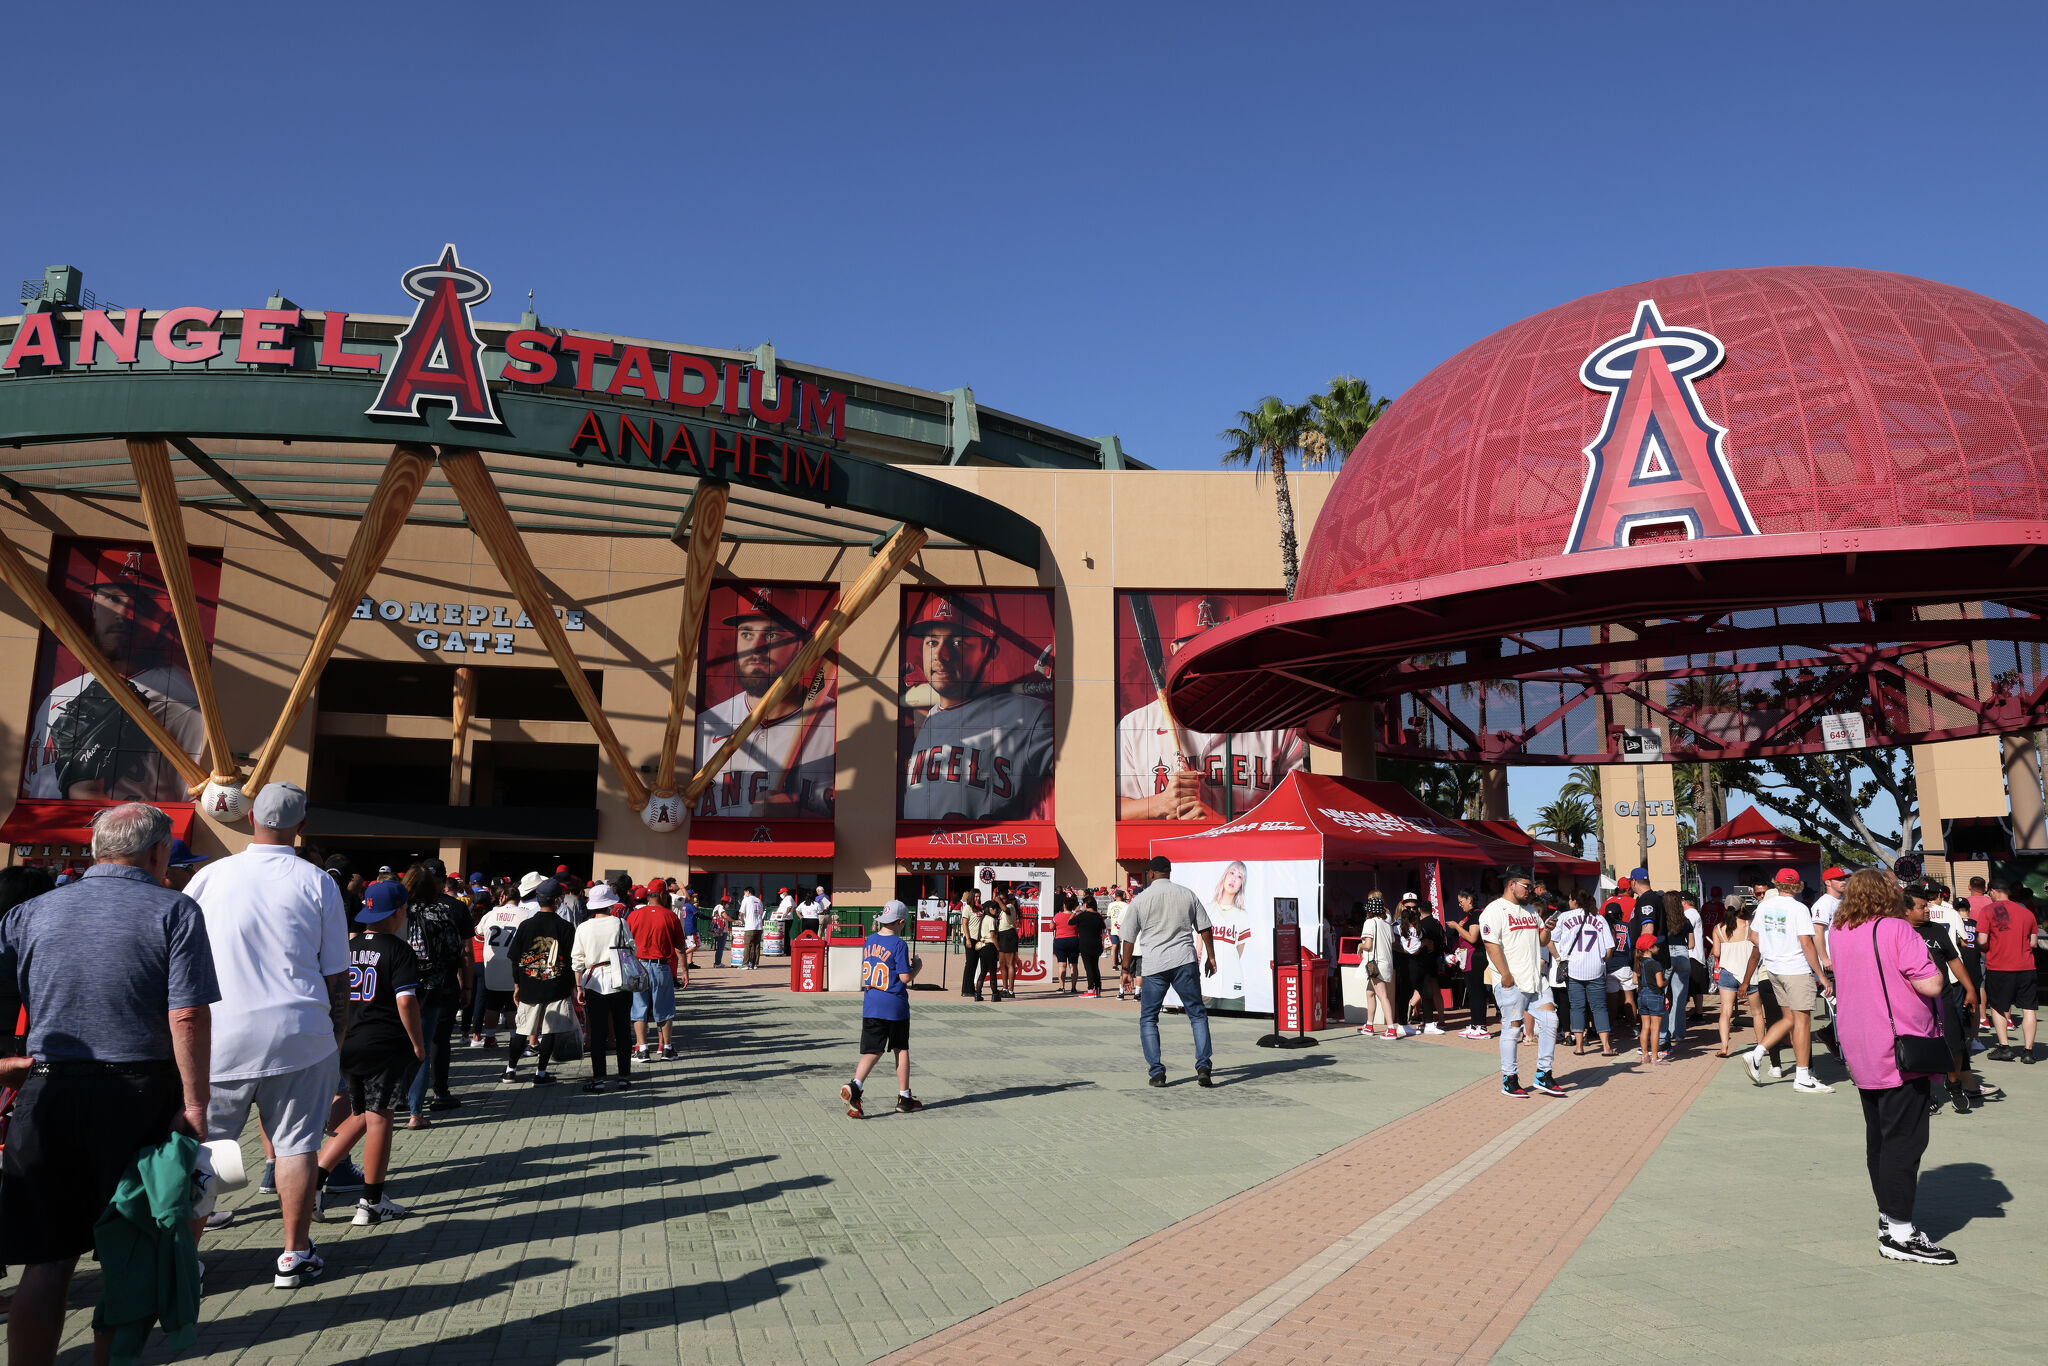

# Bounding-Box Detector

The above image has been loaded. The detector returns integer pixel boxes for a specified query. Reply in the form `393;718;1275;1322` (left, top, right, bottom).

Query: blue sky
12;2;2036;837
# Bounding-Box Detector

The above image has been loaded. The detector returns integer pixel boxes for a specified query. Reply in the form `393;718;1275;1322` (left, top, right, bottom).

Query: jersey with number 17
861;934;912;1022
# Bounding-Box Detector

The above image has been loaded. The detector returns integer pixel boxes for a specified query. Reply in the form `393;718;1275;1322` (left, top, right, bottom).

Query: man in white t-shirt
1550;896;1615;1054
1806;866;1848;1053
1480;871;1562;1098
1744;869;1835;1094
740;888;765;969
473;873;542;1049
186;782;350;1289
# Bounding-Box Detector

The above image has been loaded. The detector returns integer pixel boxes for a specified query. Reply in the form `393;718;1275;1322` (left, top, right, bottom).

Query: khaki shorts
1766;969;1818;1012
515;998;578;1036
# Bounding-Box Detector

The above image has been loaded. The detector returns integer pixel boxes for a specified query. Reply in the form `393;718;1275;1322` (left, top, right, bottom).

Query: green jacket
92;1131;201;1365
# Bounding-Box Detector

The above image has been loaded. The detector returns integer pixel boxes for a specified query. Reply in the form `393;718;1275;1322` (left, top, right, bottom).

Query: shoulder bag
1873;922;1952;1076
610;918;652;995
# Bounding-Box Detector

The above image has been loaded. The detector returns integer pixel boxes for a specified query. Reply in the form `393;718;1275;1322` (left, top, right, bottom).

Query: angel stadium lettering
924;829;1029;848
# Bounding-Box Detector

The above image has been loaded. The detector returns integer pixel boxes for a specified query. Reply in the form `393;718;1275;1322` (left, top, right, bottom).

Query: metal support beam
128;438;239;785
653;480;730;799
168;436;270;516
686;522;927;804
243;445;433;795
946;387;980;465
438;447;650;810
1096;433;1127;471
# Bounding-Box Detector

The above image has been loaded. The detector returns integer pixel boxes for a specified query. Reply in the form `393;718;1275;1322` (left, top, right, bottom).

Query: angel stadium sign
0;246;1042;565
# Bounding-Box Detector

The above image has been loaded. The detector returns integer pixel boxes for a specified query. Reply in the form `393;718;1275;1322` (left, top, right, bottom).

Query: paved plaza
25;973;2042;1364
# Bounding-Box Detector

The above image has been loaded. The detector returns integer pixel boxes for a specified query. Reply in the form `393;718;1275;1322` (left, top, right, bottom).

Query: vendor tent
1146;773;1523;1016
1463;819;1599;877
1685;807;1821;886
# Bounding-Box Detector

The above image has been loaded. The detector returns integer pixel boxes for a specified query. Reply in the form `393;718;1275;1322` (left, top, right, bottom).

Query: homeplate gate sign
0;246;1041;831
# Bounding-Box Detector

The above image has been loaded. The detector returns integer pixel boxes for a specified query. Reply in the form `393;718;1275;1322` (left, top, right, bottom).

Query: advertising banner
23;540;221;804
1116;591;1306;824
694;583;838;819
897;588;1055;823
1160;857;1323;1013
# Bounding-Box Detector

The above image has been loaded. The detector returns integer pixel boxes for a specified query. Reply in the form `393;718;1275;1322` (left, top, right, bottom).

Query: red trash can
789;930;826;993
1276;948;1329;1032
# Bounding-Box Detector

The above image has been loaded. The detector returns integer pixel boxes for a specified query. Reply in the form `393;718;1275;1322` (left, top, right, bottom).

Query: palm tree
1308;373;1391;465
1558;765;1607;874
1531;794;1599;858
1221;396;1316;599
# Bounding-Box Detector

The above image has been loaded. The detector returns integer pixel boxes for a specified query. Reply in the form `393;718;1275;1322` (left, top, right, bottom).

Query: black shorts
996;930;1020;954
860;1016;910;1055
1939;983;1969;1055
1053;937;1080;964
1985;969;2038;1014
345;1055;422;1115
0;1065;181;1264
483;988;514;1011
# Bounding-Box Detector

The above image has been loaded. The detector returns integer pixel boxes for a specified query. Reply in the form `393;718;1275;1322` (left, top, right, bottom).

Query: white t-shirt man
1809;891;1841;961
741;892;764;932
1682;905;1704;959
185;842;350;1080
477;901;538;992
1479;896;1544;989
1549;905;1614;981
776;892;795;923
1753;894;1818;976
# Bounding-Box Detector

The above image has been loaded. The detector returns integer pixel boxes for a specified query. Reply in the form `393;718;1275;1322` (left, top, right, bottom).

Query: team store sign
350;595;587;655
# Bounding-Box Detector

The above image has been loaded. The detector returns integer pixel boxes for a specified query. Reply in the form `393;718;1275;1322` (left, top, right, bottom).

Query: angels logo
1566;299;1757;553
1192;597;1219;632
365;244;502;426
750;824;774;843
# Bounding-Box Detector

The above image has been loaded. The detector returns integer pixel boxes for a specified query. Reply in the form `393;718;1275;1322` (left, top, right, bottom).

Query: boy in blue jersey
842;901;923;1118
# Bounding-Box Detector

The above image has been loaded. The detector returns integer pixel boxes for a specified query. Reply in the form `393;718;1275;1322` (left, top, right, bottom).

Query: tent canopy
1684;806;1820;864
1150;772;1524;866
1464;819;1599;876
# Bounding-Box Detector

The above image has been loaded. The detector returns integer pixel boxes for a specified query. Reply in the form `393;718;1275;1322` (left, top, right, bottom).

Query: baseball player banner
897;588;1055;823
694;582;838;819
23;540;221;804
1159;856;1323;1014
1117;592;1306;824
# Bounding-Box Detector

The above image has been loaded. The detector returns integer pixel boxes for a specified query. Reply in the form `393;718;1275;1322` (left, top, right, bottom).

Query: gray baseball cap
251;782;309;829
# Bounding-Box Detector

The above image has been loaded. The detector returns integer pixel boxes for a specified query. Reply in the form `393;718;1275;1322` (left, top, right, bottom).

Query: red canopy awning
1684;806;1820;864
1150;773;1525;865
0;798;197;850
1463;819;1599;876
894;821;1058;861
687;819;834;860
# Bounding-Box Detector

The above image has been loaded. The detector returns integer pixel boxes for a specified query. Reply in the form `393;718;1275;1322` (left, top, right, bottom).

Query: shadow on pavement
1916;1161;2012;1239
918;1081;1096;1110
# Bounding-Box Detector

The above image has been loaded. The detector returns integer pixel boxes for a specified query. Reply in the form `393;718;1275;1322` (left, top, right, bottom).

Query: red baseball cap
630;884;647;898
1822;866;1848;882
555;865;569;875
1775;868;1802;884
905;592;994;639
1172;595;1231;643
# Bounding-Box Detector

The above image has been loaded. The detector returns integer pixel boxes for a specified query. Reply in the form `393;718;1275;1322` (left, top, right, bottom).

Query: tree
1717;751;1918;867
1531;793;1599;858
1557;765;1608;874
1221;396;1315;599
1381;756;1483;819
1306;373;1391;466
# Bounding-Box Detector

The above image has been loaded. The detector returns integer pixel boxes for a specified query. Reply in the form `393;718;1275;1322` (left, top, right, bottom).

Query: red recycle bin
789;931;826;993
1276;947;1328;1033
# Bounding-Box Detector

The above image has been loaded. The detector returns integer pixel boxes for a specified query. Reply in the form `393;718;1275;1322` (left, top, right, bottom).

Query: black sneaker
2023;1050;2038;1065
1532;1071;1567;1097
1196;1069;1215;1089
428;1095;463;1111
532;1069;556;1086
1988;1045;2015;1062
580;1081;605;1095
1148;1074;1167;1088
1501;1075;1530;1098
896;1093;924;1113
614;1077;632;1092
1879;1230;1958;1265
841;1082;863;1119
501;1067;520;1084
1947;1084;1972;1115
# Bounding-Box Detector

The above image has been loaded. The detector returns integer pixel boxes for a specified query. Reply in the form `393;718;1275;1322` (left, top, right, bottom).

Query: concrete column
1478;764;1509;820
1340;699;1377;780
2004;731;2046;853
1597;762;1681;886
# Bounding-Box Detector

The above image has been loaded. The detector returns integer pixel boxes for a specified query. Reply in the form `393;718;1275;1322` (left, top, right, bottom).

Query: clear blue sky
13;2;2036;837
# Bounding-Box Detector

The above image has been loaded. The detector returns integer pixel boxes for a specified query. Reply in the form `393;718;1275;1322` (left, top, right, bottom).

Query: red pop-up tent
1150;772;1525;867
1462;819;1599;878
1684;806;1820;866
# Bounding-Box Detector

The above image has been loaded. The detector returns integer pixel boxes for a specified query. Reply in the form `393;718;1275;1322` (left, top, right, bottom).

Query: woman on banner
1205;862;1251;1011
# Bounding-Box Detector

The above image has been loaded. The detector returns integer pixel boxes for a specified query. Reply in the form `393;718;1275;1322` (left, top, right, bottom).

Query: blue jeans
406;998;454;1114
1494;985;1556;1077
1138;961;1213;1079
1665;950;1691;1041
1566;976;1610;1035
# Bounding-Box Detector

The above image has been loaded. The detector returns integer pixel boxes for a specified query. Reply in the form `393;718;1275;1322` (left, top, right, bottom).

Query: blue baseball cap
356;879;407;924
1629;867;1651;881
166;839;207;869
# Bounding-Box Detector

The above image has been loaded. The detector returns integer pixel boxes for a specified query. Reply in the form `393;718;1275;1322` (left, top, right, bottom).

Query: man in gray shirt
1118;856;1217;1087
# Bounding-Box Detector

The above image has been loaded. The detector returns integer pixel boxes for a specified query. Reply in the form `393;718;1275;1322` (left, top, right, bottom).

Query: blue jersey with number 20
861;933;912;1022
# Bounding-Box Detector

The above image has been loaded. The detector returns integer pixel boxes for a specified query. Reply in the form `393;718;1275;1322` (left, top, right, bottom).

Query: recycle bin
789;931;826;993
826;924;867;993
1276;947;1329;1033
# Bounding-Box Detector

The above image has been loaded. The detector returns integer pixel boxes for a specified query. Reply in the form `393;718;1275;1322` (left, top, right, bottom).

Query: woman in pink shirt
1829;869;1953;1266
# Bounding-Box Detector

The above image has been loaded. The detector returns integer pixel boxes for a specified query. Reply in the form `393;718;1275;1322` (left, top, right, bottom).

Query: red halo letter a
1566;299;1756;553
366;244;502;426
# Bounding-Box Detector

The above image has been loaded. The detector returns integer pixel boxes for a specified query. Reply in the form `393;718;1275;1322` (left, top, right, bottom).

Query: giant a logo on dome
1566;299;1757;553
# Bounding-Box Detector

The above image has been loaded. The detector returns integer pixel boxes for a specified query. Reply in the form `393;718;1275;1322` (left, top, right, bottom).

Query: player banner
897;588;1055;823
23;540;222;804
1117;591;1306;823
1160;856;1323;1013
694;582;838;819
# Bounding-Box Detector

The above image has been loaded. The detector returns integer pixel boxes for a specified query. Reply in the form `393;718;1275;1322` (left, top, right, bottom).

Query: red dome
1301;266;2048;599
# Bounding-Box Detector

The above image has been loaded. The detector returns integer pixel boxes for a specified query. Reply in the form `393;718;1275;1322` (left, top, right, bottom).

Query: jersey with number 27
478;905;535;992
861;933;912;1022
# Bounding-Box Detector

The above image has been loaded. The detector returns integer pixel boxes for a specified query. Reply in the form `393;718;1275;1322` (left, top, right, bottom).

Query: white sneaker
273;1248;325;1289
204;1208;235;1230
1459;1027;1489;1039
1793;1075;1834;1094
353;1196;410;1226
1422;1023;1445;1035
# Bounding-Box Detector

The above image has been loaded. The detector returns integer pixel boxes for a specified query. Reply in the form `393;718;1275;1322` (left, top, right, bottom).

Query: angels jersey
1207;902;1252;998
477;903;537;992
902;690;1053;821
24;665;206;802
694;691;836;818
1116;699;1304;818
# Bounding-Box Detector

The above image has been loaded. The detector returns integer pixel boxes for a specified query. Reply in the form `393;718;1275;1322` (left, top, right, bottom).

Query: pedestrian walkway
25;980;2045;1364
